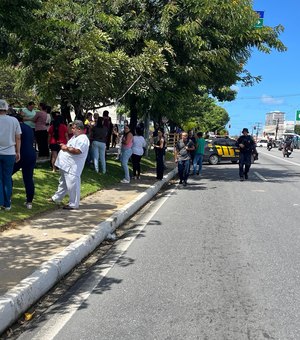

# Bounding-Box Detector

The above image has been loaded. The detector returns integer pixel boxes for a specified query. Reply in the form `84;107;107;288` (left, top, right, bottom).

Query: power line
236;93;300;100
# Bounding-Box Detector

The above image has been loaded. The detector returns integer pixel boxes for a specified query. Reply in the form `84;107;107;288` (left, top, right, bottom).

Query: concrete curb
0;168;178;334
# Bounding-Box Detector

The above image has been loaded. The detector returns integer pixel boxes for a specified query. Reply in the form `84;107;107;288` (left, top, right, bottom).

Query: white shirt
132;135;146;156
55;134;90;177
0;115;22;155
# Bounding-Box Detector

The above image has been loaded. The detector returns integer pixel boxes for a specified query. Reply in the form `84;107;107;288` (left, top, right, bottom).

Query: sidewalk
0;160;177;334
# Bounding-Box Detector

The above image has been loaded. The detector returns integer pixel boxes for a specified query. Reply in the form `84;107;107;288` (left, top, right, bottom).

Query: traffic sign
254;10;264;28
255;11;264;19
296;110;300;121
255;18;264;28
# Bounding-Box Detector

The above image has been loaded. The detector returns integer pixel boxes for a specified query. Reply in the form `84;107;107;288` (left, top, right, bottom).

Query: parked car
256;139;268;147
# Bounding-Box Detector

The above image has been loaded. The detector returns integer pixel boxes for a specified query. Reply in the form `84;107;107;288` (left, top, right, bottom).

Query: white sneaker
25;202;32;209
4;206;11;211
120;179;130;184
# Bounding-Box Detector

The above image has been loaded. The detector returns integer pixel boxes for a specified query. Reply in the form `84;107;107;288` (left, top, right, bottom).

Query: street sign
296;110;300;121
255;11;264;19
255;18;264;28
254;10;264;28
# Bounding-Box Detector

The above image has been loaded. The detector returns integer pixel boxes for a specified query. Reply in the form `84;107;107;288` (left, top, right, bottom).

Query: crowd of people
0;99;150;211
0;97;256;212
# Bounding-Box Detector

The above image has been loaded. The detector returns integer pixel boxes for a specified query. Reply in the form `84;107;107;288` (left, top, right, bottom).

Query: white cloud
230;85;239;92
261;94;284;105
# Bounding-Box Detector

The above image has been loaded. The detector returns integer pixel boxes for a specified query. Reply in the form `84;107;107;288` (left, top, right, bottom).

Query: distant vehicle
204;137;257;165
256;139;268;147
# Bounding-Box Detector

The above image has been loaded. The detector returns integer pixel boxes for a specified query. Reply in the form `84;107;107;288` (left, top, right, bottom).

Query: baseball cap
0;99;9;111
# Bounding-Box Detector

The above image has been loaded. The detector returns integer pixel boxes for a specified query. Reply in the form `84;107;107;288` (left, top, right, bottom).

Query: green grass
0;151;159;229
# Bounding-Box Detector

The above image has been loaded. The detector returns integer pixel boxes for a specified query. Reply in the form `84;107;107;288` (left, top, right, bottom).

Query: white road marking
254;171;268;182
259;150;300;167
25;188;176;340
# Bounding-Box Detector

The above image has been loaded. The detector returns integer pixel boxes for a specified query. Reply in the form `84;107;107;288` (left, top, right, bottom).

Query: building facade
264;111;285;139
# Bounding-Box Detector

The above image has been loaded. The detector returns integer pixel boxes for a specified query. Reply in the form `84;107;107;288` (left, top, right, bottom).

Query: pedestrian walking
51;120;90;209
193;132;205;175
0;99;22;211
131;126;146;179
236;128;256;181
13;114;36;209
174;131;195;186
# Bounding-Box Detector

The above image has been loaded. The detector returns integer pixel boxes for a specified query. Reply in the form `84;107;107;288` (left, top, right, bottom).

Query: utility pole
275;118;279;140
255;122;262;139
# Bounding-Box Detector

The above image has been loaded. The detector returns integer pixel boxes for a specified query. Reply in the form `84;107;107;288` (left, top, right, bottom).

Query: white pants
52;169;81;208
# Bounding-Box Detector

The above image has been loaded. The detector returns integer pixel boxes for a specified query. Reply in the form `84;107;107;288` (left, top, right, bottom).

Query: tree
294;125;300;136
1;0;286;130
0;0;41;58
117;0;286;129
0;61;39;106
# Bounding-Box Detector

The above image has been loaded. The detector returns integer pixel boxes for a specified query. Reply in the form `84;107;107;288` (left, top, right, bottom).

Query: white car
256;139;268;147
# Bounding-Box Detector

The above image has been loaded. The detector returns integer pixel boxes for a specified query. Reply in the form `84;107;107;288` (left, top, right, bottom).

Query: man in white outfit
51;120;89;210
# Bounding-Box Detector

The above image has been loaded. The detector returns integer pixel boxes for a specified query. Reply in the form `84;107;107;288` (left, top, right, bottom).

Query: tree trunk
73;101;84;122
60;98;71;123
128;94;138;133
60;88;72;123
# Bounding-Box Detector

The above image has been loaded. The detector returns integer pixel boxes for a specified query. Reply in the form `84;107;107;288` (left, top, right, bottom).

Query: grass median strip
0;151;158;230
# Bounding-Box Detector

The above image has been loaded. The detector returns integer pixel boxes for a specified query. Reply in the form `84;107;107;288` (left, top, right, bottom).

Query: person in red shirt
48;113;68;172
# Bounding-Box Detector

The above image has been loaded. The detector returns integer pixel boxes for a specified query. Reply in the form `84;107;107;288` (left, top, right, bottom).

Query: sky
219;0;300;136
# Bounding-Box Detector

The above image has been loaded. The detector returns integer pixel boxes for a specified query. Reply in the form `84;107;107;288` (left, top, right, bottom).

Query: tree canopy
0;0;286;130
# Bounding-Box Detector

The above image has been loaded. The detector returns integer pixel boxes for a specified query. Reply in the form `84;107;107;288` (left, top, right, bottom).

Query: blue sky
219;0;300;136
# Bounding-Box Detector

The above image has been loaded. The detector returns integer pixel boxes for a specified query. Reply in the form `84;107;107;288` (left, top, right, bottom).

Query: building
264;111;285;139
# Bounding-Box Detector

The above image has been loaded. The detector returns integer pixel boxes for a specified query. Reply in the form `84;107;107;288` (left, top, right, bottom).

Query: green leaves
0;0;286;131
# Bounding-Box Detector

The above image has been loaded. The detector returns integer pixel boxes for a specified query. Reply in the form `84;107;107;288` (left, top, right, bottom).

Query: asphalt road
17;148;300;340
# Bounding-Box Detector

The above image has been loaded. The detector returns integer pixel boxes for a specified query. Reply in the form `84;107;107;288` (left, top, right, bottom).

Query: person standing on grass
102;110;113;150
120;125;133;184
0;99;21;211
50;120;89;210
193;132;205;175
174;131;195;186
131;126;147;179
48;113;68;172
90;117;108;174
34;102;49;158
13;114;36;209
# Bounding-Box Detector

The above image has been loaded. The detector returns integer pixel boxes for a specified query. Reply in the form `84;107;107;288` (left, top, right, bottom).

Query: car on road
204;137;240;165
203;137;258;165
256;139;268;147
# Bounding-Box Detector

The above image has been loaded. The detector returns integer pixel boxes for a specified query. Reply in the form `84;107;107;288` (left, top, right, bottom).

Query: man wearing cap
236;128;256;181
51;120;90;209
0;99;21;211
